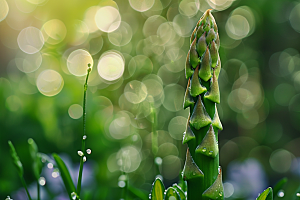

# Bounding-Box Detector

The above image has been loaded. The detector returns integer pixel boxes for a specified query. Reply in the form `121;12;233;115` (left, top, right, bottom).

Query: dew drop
297;193;300;197
83;156;87;162
38;177;46;186
209;151;213;155
86;149;91;154
202;148;207;152
83;135;87;140
219;192;222;196
77;151;84;157
278;190;284;197
47;163;53;169
71;192;76;200
5;196;13;200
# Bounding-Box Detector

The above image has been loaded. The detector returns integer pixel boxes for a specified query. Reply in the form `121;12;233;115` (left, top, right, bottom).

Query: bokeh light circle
95;6;121;33
42;19;67;45
109;111;132;139
124;80;148;104
269;149;293;173
168;116;187;140
179;0;200;18
0;0;9;22
225;15;250;40
36;69;64;96
17;27;44;54
129;0;155;12
68;104;83;119
290;3;300;33
108;21;133;46
15;52;42;73
163;84;184;112
97;51;124;81
117;146;141;173
67;49;93;76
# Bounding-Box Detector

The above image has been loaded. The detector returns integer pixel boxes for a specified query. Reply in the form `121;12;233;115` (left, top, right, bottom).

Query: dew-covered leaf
256;187;273;200
150;177;165;200
164;187;181;200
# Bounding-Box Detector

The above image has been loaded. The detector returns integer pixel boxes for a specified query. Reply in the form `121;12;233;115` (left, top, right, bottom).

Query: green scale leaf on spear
182;9;224;200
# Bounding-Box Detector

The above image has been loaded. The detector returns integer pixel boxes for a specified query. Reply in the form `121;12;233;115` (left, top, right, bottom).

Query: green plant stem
77;67;91;196
37;181;40;200
21;176;32;200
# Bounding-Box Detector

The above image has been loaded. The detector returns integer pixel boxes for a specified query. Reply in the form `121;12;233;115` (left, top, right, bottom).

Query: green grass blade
173;184;186;200
53;153;76;200
150;178;165;200
164;187;181;200
273;177;287;197
8;141;24;177
257;187;273;200
28;138;42;180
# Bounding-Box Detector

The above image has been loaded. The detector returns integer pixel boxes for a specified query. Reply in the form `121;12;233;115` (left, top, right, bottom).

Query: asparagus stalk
182;9;224;200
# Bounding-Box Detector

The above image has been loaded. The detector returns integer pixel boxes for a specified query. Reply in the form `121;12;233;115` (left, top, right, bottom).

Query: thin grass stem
76;64;91;196
21;176;32;200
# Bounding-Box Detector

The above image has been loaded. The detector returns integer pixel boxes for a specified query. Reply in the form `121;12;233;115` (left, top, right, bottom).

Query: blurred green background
1;0;300;199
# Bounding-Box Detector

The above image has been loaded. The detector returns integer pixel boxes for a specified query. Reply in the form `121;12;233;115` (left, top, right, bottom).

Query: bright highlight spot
17;27;44;54
68;104;83;119
39;177;46;186
0;0;9;22
67;49;93;76
124;80;148;104
129;0;155;12
97;51;124;81
95;6;121;33
42;19;67;45
36;69;64;97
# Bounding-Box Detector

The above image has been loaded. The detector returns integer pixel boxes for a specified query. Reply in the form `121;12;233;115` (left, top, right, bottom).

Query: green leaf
53;153;76;200
256;187;273;200
28;138;43;180
128;185;148;200
150;177;165;200
273;177;287;197
8;141;23;177
173;184;186;200
164;187;181;200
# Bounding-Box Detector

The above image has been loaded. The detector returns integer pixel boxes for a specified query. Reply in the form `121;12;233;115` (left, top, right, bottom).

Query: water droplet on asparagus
219;192;222;196
83;156;87;162
202;147;207;152
5;196;13;200
86;149;91;154
83;135;87;140
296;193;300;197
209;151;213;155
77;151;84;157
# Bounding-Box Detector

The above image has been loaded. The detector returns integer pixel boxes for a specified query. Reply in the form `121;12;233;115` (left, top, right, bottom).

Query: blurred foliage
1;0;300;199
